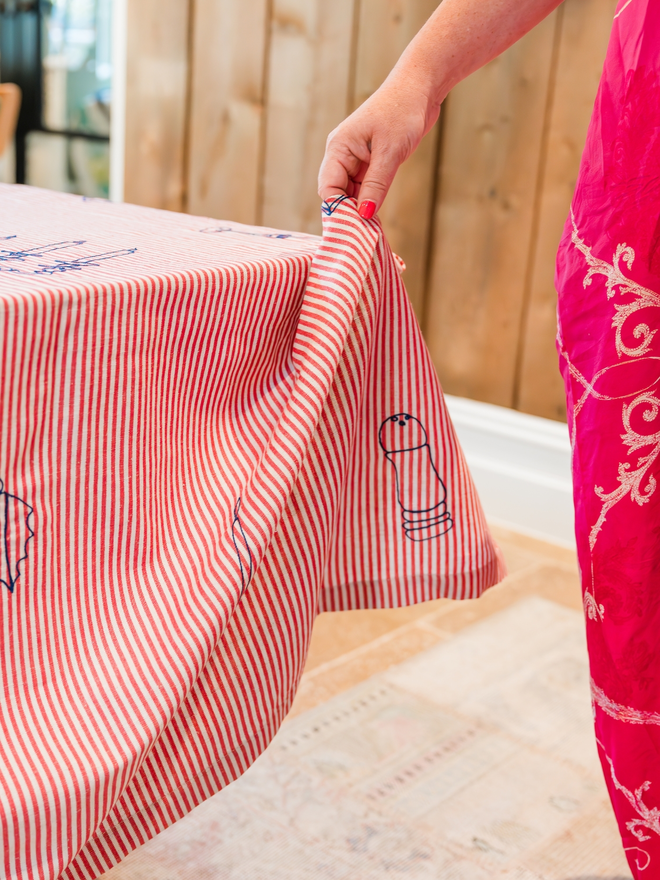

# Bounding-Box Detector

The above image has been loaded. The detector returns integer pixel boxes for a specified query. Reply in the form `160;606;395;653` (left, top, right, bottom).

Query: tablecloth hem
59;707;289;880
60;565;505;878
318;558;505;613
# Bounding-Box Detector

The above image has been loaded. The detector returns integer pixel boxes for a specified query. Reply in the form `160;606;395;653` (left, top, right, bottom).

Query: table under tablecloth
0;185;503;879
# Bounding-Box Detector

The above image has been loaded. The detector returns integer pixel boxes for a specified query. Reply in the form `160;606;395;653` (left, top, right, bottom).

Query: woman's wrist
389;0;565;131
385;59;447;136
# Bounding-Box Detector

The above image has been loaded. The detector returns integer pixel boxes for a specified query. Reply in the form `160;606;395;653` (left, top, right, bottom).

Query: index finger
318;141;369;203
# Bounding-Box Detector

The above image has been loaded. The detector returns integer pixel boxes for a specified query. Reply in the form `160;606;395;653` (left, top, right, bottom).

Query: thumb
357;146;400;220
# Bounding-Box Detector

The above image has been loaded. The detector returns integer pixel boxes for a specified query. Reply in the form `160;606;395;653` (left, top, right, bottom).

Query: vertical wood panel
186;0;269;225
352;0;439;319
516;0;617;420
124;0;190;211
260;0;356;235
424;14;559;407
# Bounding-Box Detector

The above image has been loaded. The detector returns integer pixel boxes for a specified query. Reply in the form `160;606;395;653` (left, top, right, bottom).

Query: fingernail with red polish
358;200;376;220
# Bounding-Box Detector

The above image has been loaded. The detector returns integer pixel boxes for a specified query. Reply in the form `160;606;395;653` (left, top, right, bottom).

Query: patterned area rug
102;598;632;879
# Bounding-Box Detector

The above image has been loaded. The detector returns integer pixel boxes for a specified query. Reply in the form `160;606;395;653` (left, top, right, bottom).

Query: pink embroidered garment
557;0;660;875
0;186;503;879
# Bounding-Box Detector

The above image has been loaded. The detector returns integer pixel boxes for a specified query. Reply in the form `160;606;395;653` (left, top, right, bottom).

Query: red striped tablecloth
0;185;504;879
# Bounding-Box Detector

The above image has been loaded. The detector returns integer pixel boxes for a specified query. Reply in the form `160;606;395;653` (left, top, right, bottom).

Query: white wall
445;395;574;547
110;0;127;202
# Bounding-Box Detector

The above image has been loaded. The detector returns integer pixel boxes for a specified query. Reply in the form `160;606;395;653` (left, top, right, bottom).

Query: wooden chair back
0;83;22;158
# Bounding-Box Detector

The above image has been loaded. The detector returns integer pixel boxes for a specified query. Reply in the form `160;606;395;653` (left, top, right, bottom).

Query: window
0;0;111;196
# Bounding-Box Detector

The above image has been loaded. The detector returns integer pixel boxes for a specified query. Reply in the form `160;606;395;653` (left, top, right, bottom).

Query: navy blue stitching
0;478;34;594
378;413;454;542
30;249;137;275
200;226;295;240
231;497;253;598
321;195;351;216
0;241;86;262
0;241;137;276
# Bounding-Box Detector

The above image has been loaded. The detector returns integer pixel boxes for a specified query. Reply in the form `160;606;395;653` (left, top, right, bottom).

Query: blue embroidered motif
321;195;351;216
200;226;295;240
379;414;454;542
0;240;136;276
31;249;137;275
0;479;34;594
0;241;85;263
231;498;253;598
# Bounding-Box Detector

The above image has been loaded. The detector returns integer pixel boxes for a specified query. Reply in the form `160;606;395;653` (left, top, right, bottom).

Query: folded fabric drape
0;185;503;880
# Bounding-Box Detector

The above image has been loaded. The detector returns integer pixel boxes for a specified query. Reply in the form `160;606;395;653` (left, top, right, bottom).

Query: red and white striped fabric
0;184;504;879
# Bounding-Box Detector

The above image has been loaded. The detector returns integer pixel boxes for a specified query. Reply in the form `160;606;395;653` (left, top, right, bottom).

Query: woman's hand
318;73;438;220
318;0;563;221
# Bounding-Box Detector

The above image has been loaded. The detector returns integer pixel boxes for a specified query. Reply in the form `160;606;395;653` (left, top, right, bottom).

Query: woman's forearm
392;0;564;129
318;0;564;213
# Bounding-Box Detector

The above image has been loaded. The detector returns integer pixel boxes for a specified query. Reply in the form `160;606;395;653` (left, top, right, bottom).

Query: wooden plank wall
425;10;560;410
186;0;270;226
122;0;617;421
124;0;190;212
425;0;617;420
260;0;356;234
515;0;619;419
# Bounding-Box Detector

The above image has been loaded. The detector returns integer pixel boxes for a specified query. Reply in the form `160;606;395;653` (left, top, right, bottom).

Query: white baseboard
444;395;575;548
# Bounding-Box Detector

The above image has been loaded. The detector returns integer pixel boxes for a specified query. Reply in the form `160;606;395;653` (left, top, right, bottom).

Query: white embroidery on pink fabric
584;590;605;621
572;218;660;360
560;220;660;559
592;679;660;725
591;391;660;547
598;739;660;859
625;846;652;871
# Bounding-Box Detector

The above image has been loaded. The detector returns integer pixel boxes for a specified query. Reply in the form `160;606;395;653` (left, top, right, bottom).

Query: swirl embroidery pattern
560;219;660;619
599;739;658;871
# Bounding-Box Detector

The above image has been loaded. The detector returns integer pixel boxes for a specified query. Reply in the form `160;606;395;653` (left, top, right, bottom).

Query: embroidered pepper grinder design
0;478;34;593
379;414;453;541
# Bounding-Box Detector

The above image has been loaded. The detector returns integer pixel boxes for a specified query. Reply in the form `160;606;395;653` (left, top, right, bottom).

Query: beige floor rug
102;597;632;880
